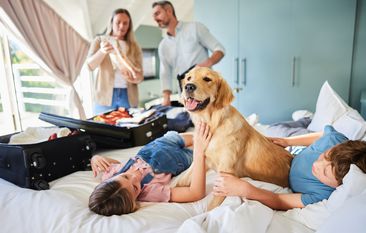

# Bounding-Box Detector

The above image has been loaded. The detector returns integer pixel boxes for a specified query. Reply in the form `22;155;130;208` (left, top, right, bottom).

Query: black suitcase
0;131;96;190
39;111;168;149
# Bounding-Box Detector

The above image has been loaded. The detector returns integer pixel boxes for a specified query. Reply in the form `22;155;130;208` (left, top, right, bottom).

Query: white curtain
0;0;90;119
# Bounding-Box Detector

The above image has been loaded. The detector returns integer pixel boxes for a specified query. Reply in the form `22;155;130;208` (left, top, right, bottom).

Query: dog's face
180;67;234;112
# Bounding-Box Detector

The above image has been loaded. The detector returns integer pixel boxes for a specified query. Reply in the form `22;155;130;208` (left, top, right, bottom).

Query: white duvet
0;145;340;233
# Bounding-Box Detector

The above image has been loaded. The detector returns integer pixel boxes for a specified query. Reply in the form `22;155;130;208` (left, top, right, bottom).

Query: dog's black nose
185;83;196;93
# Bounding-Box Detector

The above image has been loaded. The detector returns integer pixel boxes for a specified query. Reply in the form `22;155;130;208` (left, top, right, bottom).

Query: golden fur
177;67;293;209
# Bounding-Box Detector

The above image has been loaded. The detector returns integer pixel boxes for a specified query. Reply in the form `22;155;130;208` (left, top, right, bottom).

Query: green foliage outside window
9;41;66;114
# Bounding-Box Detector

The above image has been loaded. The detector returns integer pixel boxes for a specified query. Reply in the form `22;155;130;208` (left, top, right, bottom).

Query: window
0;32;70;135
142;48;159;80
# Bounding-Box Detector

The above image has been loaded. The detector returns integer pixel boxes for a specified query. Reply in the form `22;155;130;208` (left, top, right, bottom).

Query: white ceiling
44;0;194;40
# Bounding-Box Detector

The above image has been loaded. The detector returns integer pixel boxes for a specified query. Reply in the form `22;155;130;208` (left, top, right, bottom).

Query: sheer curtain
0;0;90;119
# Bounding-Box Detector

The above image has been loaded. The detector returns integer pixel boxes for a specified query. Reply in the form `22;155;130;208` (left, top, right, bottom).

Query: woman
87;9;143;114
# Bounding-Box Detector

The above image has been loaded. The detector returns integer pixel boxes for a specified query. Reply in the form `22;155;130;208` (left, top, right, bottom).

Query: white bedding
0;145;318;233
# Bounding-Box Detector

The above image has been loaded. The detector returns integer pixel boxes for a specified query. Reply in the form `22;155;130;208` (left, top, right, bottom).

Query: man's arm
197;50;224;68
162;90;172;106
195;22;225;67
158;44;173;106
214;173;304;210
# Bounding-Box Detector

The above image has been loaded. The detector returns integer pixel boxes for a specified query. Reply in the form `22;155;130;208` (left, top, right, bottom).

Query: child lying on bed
213;125;366;210
88;122;212;216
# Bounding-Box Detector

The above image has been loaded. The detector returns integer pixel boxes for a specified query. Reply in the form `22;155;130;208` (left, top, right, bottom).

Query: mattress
0;145;318;233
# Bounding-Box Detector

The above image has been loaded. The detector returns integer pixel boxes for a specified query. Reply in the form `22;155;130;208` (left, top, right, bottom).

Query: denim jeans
93;88;130;115
117;131;193;176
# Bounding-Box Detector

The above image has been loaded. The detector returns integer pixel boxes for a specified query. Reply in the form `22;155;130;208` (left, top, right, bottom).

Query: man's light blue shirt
158;21;225;93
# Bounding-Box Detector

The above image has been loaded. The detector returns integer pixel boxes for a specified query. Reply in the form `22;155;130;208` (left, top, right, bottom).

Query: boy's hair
152;1;177;18
327;140;366;185
88;180;137;216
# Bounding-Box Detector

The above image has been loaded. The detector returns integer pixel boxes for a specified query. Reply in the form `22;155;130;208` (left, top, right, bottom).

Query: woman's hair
88;179;137;216
327;140;366;185
106;8;142;69
152;1;176;18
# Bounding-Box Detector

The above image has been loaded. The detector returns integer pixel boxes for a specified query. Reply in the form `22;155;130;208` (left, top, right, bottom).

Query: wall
135;25;163;106
116;2;366;110
350;0;366;114
135;25;162;48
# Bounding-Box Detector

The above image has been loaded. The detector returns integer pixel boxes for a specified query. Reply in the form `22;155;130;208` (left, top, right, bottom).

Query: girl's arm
170;122;212;202
268;131;324;147
213;173;304;210
179;132;194;147
90;155;120;177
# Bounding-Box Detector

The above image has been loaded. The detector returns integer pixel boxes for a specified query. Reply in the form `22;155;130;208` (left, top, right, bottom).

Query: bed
1;81;366;233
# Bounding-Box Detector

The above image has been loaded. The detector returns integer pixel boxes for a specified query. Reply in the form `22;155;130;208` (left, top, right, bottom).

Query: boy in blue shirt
213;125;366;210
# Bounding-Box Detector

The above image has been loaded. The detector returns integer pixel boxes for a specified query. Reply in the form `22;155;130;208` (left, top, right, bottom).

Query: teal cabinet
195;0;356;123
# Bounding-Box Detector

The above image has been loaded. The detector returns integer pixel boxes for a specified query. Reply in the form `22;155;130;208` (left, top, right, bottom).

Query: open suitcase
39;111;168;149
0;131;96;190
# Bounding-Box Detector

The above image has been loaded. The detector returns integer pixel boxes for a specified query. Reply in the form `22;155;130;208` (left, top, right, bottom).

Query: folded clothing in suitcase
0;129;96;190
39;110;168;149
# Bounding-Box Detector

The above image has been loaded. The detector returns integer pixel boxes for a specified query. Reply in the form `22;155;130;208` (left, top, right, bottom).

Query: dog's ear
177;65;196;92
214;75;234;109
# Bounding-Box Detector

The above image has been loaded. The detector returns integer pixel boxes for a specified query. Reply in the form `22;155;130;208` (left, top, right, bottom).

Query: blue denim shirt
116;131;193;186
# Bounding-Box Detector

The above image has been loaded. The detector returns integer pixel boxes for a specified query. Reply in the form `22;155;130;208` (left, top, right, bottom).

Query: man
152;1;225;106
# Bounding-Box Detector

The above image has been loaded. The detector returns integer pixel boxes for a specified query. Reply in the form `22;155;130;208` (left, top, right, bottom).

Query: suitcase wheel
33;179;50;190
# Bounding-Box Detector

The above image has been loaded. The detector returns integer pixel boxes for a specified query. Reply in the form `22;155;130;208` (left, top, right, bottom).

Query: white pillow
332;109;366;140
326;164;366;212
282;164;366;231
307;81;348;132
292;110;313;121
316;191;366;233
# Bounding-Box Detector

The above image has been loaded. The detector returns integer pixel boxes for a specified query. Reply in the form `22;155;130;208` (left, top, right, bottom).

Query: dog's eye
203;77;212;82
187;76;191;81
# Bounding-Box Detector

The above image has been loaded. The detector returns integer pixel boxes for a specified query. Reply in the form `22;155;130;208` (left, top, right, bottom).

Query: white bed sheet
0;146;313;233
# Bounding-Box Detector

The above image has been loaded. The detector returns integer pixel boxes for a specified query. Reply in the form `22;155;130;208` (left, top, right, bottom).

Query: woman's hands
99;40;114;54
213;173;254;197
90;155;120;177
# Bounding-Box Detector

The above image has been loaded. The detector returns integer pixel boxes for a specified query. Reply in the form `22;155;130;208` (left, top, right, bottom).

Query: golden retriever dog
176;67;293;210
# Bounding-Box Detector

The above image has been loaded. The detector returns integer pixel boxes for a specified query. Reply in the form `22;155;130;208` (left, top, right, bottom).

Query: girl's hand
193;122;212;157
267;137;289;148
213;172;253;197
91;155;111;177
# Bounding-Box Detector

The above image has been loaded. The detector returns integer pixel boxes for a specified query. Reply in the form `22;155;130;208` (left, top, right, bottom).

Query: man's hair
88;180;137;216
327;140;366;185
152;1;176;18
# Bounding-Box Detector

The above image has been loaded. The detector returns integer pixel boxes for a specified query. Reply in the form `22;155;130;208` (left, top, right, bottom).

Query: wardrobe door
237;0;293;123
290;0;356;110
194;0;240;106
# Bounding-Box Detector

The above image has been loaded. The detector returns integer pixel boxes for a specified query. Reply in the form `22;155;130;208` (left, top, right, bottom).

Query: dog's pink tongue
186;98;198;111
